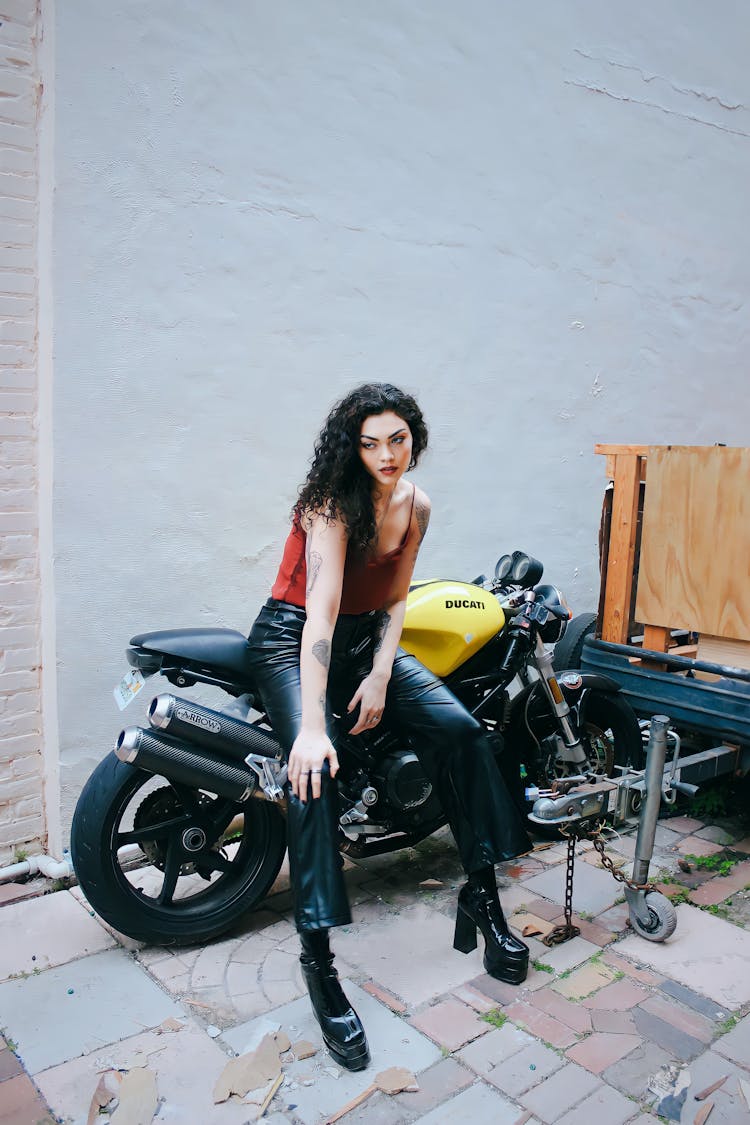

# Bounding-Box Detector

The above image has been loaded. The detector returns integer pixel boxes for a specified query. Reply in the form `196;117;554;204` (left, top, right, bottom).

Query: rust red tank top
271;487;415;615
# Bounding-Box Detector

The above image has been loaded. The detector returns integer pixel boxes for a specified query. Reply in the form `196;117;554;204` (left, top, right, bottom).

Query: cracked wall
53;1;750;830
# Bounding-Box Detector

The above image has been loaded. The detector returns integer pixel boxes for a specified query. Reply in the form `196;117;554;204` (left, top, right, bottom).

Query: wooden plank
636;447;750;642
697;635;750;671
595;444;650;457
601;453;643;643
643;625;670;669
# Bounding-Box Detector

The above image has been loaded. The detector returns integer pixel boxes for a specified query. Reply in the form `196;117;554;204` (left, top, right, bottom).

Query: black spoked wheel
581;690;645;775
71;754;287;945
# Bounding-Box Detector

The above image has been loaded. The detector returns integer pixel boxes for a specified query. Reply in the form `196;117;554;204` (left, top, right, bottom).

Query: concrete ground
1;810;749;1125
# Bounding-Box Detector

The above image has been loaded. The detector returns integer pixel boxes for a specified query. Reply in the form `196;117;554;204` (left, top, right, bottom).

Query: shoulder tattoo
415;498;431;543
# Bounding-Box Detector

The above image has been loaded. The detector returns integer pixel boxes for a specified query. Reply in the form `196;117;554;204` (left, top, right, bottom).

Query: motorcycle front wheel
71;753;287;946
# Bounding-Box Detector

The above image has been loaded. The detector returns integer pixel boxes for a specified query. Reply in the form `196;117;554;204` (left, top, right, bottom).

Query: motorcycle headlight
533;584;570;643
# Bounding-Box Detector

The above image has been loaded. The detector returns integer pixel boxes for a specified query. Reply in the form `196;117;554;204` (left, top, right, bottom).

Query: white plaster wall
53;0;750;829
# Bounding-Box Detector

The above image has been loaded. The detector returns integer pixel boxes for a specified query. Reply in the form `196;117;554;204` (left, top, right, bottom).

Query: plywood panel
697;634;750;671
635;446;750;642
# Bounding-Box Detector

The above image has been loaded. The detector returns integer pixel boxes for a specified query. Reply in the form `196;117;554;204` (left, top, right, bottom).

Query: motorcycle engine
377;749;433;811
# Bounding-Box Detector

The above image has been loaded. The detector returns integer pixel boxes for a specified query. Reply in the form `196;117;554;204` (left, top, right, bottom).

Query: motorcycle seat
128;628;255;679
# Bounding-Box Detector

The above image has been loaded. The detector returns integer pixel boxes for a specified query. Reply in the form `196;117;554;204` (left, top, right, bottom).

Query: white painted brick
0;621;37;648
0;216;34;245
0;415;34;437
0;464;35;491
0;486;35;511
0;245;34;270
0;294;34;316
0;170;36;198
0;668;37;692
0;92;36;126
0;513;36;534
0;194;34;222
0;815;43;848
13;795;42;820
0;41;33;69
0;1;37;25
0;266;35;292
0;773;40;803
0;648;40;675
0;125;34;160
0;387;33;408
0;556;36;581
0;578;37;605
0;369;36;390
0;21;32;50
0;687;39;715
0;144;34;175
1;438;35;462
11;752;42;779
0;604;38;630
0;323;36;346
0;713;39;741
0;730;39;762
0;66;36;98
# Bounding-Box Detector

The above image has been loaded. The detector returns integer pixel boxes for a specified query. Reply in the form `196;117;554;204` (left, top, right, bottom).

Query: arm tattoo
374;611;391;654
312;639;331;670
318;692;326;713
306;547;323;596
415;498;430;543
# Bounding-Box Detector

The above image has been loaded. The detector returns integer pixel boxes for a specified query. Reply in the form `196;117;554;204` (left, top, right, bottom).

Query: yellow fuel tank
400;580;505;678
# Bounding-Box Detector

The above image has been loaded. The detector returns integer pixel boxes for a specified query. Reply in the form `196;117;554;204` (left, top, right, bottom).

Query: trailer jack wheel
624;888;677;942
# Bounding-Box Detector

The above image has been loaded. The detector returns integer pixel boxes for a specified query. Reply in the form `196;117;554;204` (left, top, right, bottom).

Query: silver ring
310;769;322;774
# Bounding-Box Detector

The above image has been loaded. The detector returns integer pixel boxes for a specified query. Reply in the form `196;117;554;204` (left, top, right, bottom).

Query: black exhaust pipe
148;695;282;762
115;727;256;803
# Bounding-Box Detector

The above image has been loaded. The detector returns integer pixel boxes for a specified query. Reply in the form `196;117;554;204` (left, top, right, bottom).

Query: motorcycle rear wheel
71;753;286;946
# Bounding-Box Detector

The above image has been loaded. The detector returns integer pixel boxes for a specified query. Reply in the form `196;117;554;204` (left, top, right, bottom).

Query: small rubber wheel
629;891;677;942
552;612;597;672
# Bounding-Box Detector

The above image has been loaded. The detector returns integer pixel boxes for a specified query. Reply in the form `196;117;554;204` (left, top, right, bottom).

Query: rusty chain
542;819;653;947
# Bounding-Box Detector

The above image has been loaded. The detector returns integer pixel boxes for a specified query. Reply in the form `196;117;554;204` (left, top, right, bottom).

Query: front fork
533;636;588;767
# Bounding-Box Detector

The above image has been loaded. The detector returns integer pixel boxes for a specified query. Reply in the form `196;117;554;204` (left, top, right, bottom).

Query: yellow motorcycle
71;550;642;944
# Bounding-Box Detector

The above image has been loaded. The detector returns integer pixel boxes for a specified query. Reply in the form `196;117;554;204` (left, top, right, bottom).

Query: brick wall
0;0;45;864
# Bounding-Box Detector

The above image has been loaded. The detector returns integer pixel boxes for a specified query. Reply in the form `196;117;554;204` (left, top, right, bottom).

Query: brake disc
132;787;212;875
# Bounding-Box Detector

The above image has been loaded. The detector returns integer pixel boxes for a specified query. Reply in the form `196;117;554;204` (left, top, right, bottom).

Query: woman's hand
348;671;389;735
288;730;339;803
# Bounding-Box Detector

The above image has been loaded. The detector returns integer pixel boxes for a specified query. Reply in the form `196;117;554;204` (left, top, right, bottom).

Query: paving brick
551;960;618;1000
631;1006;705;1061
713;1012;750;1068
733;835;750;855
457;1023;534;1082
409;1080;521;1124
469;972;526;1006
0;1044;23;1080
590;1009;638;1034
694;825;736;845
677;835;725;857
602;1040;674;1099
663;816;704;835
451;983;497;1014
582;978;649;1011
594;902;631;931
409;998;489;1051
569;916;616;947
392;1057;473;1117
554;1083;641;1125
565;1032;641;1074
638;995;714;1043
362;981;407;1014
475;1039;565;1097
529;987;593;1035
683;1047;750;1123
523;897;567;921
688;860;750;906
535;936;600;974
658;979;730;1021
519;1061;601;1121
505;999;578;1049
600;949;663;986
0;1073;54;1122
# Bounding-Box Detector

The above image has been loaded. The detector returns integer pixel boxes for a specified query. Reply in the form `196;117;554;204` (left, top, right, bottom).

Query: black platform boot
299;930;370;1071
453;867;529;984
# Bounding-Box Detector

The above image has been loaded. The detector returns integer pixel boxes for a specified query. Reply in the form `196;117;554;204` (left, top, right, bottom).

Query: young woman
247;383;531;1071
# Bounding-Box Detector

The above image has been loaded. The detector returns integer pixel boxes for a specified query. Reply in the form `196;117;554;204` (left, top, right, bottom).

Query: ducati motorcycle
71;550;643;945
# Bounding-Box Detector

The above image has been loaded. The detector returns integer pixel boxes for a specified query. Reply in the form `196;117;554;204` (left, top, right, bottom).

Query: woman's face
358;411;413;487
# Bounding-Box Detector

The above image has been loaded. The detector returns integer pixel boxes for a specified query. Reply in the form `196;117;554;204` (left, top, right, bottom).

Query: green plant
481;1009;507;1029
686;853;738;876
13;847;28;863
717;1014;739;1036
532;960;554;974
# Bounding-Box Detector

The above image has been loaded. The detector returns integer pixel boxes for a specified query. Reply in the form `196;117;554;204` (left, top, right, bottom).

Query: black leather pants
247;599;531;932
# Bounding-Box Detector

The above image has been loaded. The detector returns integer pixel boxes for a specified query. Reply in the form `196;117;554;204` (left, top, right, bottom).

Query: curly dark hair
294;383;428;551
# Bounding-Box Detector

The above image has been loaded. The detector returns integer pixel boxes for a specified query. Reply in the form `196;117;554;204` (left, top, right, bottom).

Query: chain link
541;818;653;947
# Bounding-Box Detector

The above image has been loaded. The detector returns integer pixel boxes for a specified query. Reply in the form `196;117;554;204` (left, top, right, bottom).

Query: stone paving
0;810;749;1125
